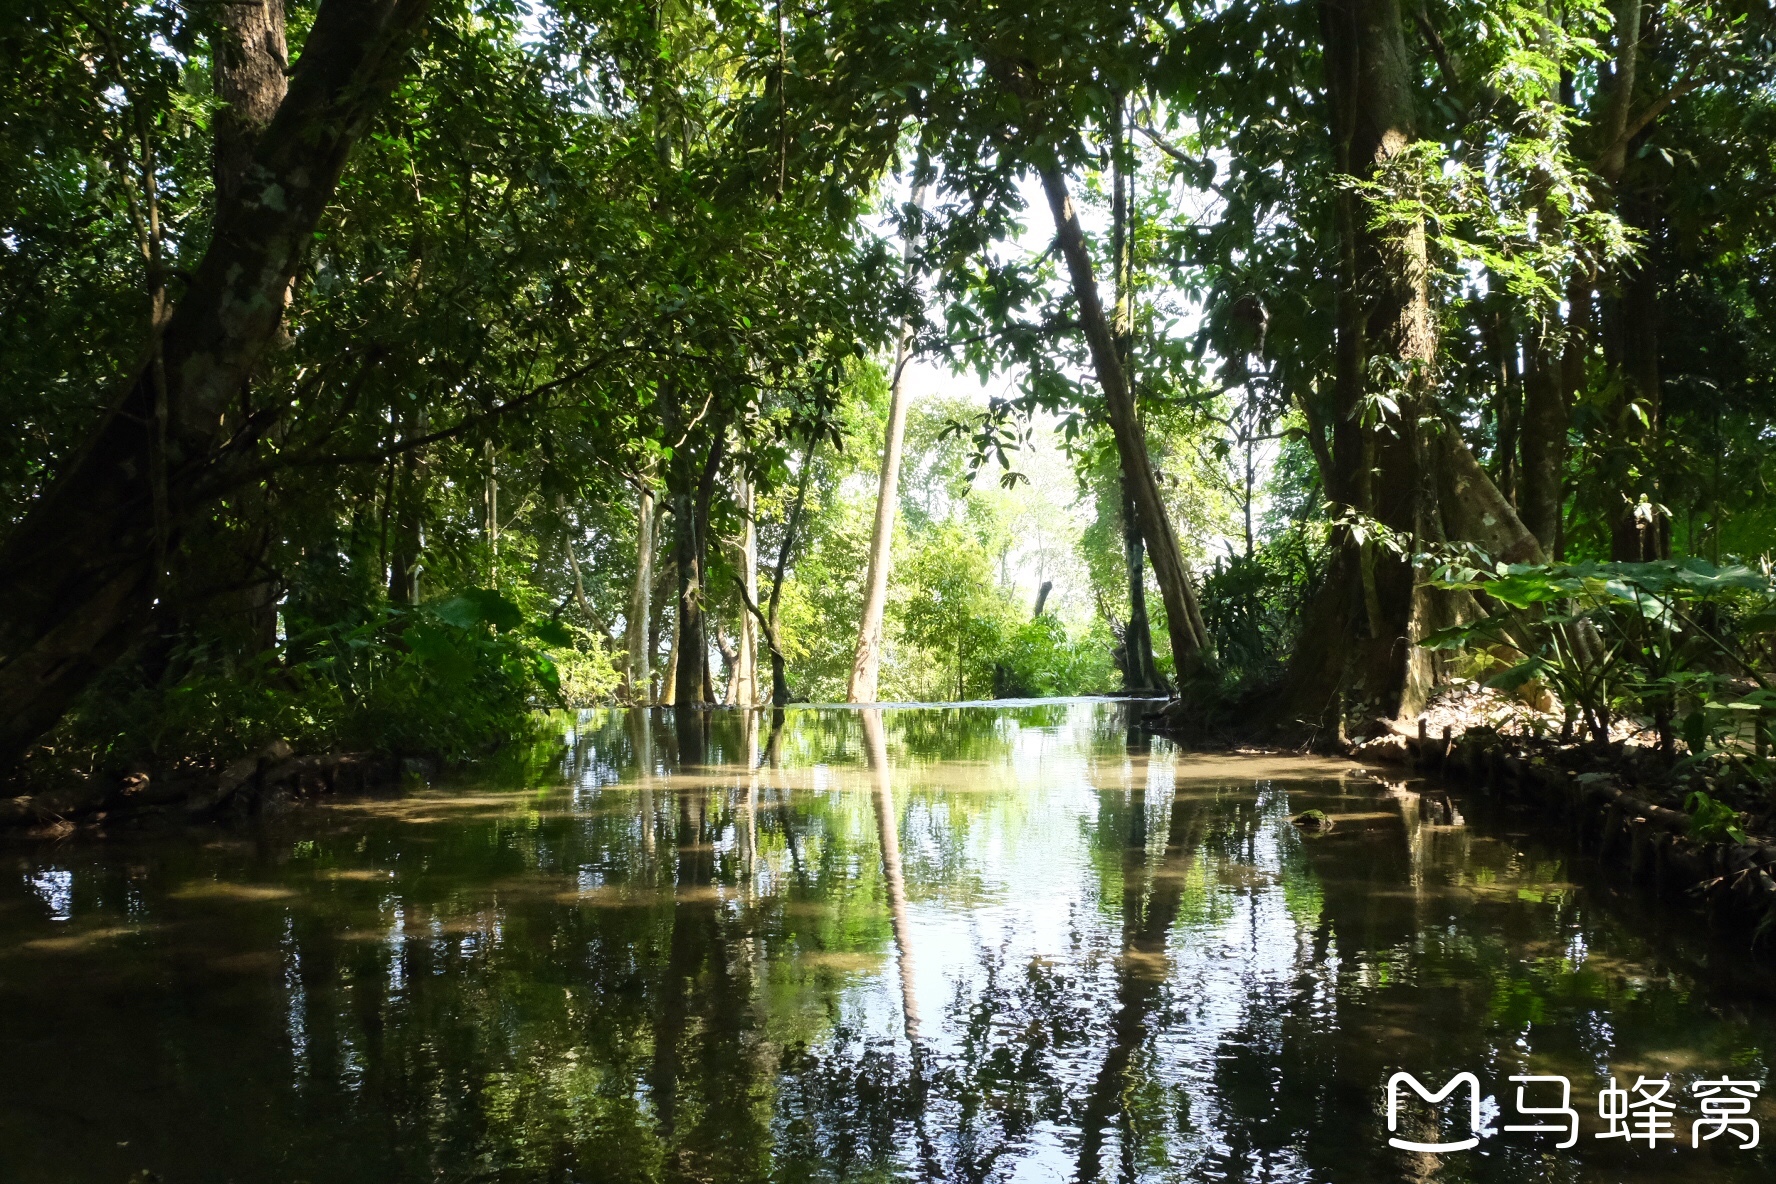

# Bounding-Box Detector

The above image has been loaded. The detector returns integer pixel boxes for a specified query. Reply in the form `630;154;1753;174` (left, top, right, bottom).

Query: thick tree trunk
1284;0;1536;730
1518;332;1567;553
214;0;290;208
848;187;925;703
671;483;703;708
668;417;726;709
200;0;292;651
627;482;656;703
1292;0;1438;723
0;0;431;767
1434;425;1545;564
1039;163;1209;677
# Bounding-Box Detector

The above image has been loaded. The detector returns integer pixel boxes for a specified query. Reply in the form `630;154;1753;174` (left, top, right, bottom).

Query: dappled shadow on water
0;701;1773;1182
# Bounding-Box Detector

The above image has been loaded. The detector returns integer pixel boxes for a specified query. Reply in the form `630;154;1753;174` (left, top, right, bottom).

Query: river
1;700;1772;1182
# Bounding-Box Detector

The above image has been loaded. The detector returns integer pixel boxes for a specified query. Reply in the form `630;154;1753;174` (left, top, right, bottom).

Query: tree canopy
3;0;1774;788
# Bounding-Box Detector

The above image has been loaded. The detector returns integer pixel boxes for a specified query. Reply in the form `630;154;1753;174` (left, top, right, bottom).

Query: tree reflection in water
0;702;1772;1184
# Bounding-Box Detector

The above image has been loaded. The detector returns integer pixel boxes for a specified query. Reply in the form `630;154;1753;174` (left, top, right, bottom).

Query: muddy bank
1352;725;1776;952
0;744;416;833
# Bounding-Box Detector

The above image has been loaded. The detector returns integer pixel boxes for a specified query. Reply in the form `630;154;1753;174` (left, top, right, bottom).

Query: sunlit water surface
2;701;1773;1183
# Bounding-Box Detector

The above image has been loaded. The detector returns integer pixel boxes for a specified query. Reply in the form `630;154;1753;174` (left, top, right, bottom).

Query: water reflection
0;701;1772;1183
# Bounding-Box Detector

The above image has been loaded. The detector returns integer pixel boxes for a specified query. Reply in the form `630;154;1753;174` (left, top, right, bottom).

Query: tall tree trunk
674;426;727;708
734;472;757;707
1484;302;1521;507
1595;3;1667;562
0;0;431;767
1038;163;1209;678
627;481;656;703
204;0;292;653
387;449;419;604
1121;480;1157;691
1518;326;1569;554
848;186;925;704
667;413;718;709
671;479;702;707
661;602;680;708
1605;201;1667;561
1522;0;1645;559
483;440;500;584
1108;101;1159;694
1285;0;1540;730
698;437;726;707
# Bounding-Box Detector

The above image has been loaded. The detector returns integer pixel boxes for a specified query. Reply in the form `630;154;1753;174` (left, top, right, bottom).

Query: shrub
994;615;1116;697
44;587;566;780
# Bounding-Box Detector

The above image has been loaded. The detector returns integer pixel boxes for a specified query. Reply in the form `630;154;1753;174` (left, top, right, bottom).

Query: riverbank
0;744;411;835
1350;722;1776;954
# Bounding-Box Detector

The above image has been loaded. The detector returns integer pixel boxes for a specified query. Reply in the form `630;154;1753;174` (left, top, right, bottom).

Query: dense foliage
2;0;1773;792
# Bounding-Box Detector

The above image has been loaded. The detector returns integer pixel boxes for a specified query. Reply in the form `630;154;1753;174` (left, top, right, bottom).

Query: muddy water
1;701;1773;1183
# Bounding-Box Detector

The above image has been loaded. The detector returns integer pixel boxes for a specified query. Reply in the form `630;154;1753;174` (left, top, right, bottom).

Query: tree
0;0;432;767
896;521;1019;701
848;183;926;704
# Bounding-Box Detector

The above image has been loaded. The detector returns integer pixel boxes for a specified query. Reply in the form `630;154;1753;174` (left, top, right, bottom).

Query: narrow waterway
2;701;1772;1182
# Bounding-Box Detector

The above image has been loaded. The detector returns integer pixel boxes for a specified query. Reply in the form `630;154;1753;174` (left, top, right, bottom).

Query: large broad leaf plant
1422;553;1776;767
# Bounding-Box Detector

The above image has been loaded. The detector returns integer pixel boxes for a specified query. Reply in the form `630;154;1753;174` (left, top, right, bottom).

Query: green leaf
531;619;574;648
436;588;525;633
1485;657;1551;692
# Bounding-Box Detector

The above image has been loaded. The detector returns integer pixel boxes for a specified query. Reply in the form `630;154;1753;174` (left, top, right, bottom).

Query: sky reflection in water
0;700;1773;1183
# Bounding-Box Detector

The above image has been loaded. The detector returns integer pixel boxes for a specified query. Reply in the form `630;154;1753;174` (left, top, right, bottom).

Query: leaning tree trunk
848;185;926;704
1039;163;1210;678
0;0;432;768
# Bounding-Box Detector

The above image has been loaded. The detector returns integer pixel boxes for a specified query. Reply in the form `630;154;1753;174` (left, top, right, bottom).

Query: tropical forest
3;1;1776;1181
